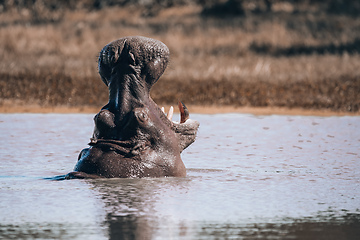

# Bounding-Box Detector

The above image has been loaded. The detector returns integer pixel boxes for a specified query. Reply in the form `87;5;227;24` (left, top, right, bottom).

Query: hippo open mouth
66;36;199;179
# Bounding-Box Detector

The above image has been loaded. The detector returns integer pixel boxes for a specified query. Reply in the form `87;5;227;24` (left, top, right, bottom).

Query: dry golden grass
0;4;359;112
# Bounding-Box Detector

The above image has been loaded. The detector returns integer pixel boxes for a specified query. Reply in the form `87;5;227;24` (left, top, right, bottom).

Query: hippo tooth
161;107;165;113
167;106;174;121
178;101;189;124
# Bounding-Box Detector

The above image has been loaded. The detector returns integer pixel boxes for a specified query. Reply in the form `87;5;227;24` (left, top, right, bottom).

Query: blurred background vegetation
0;0;359;112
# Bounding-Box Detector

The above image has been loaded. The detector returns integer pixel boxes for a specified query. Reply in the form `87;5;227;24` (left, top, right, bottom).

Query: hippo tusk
178;101;189;123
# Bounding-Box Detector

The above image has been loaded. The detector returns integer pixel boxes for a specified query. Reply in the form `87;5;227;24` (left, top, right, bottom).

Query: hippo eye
136;111;148;123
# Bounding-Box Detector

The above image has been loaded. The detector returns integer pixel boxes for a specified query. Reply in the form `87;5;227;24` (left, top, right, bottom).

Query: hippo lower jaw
69;101;199;179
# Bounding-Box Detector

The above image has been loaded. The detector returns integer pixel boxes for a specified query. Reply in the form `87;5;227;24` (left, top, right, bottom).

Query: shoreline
0;103;358;116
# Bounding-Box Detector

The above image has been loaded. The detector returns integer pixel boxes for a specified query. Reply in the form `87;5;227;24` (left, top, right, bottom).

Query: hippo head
67;36;199;179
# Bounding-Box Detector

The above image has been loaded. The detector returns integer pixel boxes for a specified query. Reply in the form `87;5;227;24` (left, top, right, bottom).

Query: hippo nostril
128;52;135;65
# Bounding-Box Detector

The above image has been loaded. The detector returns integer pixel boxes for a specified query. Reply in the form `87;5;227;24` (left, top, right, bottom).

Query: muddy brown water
0;113;359;239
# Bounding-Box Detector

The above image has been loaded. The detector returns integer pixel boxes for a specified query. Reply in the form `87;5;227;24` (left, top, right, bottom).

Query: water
1;113;359;239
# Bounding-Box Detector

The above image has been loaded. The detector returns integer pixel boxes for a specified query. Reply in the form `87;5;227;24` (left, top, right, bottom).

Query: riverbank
1;101;358;116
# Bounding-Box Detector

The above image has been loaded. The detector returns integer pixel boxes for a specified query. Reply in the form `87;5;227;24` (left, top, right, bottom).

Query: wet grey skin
66;36;199;179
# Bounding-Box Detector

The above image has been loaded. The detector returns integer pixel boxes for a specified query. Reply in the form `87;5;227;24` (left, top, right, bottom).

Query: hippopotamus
66;36;199;179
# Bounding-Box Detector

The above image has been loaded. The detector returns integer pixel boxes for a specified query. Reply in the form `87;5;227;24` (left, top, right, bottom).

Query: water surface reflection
88;177;360;240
